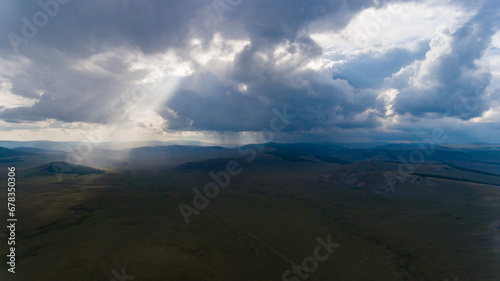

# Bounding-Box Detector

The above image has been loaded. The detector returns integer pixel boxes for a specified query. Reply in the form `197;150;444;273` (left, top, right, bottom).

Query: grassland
0;151;497;280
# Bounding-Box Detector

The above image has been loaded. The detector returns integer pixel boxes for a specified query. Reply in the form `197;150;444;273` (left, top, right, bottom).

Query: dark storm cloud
0;0;381;128
0;0;499;141
333;41;430;89
0;45;148;123
0;0;210;124
159;0;390;132
0;0;205;56
161;69;381;132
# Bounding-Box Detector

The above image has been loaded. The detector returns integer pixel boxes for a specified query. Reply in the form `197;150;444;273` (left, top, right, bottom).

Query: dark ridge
0;157;22;163
41;162;105;175
0;147;34;157
442;162;500;177
177;159;228;171
12;147;63;154
411;173;500;186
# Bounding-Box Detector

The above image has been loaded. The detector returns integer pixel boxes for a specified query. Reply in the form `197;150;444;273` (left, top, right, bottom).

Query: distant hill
0;147;34;157
128;145;234;165
12;147;63;154
0;141;79;151
36;162;105;176
262;143;348;163
0;140;232;151
177;158;229;171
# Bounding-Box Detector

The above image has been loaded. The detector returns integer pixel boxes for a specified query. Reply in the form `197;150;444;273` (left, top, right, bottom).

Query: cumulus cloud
332;41;430;88
0;0;499;142
388;0;499;120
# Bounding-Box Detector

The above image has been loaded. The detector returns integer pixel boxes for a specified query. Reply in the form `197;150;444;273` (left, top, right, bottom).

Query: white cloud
310;0;469;53
0;80;37;109
1;0;499;143
189;33;250;66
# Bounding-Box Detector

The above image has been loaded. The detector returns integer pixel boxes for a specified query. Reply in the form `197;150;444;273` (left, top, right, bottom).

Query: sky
0;0;499;145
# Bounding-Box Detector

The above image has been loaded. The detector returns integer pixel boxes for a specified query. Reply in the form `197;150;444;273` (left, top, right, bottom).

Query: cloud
388;0;499;120
0;0;499;142
160;67;381;132
0;47;141;123
332;41;430;88
0;0;381;127
0;0;207;56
